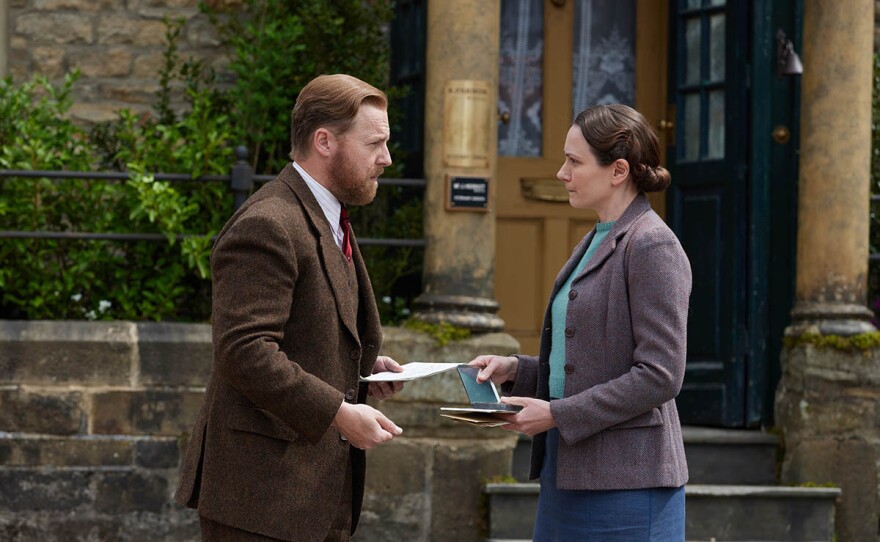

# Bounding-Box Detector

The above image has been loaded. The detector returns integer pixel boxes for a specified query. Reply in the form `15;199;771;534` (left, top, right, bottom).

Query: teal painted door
666;0;750;427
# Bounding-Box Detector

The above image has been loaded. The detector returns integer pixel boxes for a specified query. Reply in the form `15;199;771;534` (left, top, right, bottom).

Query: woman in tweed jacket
470;104;691;541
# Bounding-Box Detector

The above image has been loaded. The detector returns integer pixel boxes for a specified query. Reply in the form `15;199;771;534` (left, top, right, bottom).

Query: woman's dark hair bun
574;104;671;193
632;164;671;193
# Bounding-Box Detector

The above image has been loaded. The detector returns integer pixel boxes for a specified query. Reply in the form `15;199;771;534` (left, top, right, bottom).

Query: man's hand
332;402;402;450
496;397;556;437
368;355;405;400
468;355;519;385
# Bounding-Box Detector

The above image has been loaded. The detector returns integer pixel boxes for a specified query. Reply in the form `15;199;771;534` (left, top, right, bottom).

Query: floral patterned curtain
497;0;636;158
572;0;636;113
498;0;543;157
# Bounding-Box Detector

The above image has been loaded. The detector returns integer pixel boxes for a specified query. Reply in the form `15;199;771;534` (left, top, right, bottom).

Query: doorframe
747;0;801;426
636;0;670;218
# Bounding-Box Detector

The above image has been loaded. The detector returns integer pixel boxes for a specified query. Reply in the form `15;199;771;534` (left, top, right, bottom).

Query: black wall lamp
776;29;803;76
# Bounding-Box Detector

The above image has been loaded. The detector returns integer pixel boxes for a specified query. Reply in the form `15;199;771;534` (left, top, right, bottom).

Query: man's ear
313;128;335;159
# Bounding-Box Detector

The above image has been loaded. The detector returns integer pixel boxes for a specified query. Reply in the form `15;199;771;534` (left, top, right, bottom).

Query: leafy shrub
0;21;235;321
203;0;423;323
0;4;423;324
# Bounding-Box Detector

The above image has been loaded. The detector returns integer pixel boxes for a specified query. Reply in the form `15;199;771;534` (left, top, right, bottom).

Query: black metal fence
0;147;426;247
871;194;880;262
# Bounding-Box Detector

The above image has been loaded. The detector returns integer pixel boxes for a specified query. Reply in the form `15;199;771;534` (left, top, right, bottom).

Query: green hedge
0;2;422;324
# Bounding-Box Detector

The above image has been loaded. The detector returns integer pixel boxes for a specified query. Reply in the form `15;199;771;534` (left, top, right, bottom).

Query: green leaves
0;1;421;324
0;40;233;321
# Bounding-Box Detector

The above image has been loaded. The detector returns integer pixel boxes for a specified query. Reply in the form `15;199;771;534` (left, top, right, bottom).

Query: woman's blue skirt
532;428;686;541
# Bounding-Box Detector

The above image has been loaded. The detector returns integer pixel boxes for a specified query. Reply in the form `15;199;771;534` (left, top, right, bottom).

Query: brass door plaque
443;80;491;168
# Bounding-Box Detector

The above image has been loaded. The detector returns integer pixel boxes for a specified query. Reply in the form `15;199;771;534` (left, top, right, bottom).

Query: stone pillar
776;2;879;541
412;0;505;332
361;328;520;542
788;0;875;335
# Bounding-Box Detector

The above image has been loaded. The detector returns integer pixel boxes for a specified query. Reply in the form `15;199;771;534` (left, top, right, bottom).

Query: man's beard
329;148;380;206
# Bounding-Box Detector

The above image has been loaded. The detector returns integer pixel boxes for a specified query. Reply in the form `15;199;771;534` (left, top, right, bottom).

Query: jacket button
349;349;361;360
544;327;551;332
568;290;577;300
345;389;356;401
564;364;574;374
564;327;574;338
340;434;348;442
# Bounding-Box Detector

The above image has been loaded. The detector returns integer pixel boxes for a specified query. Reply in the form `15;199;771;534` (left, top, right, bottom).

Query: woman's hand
468;355;519;385
496;397;556;437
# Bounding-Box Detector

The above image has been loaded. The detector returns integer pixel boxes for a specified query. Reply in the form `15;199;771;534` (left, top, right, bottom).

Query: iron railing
0;149;426;247
872;194;880;262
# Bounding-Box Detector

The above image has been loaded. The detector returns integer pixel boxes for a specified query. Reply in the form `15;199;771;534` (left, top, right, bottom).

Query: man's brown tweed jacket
175;164;382;541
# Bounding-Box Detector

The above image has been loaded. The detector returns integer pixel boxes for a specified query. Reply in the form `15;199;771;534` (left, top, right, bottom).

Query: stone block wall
0;321;209;541
5;0;231;124
776;343;880;542
0;321;520;541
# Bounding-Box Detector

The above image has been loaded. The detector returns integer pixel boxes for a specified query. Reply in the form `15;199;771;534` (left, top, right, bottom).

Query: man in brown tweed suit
175;74;404;542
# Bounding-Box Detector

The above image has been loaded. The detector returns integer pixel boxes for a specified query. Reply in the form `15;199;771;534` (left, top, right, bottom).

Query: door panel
496;0;669;355
496;218;543;354
667;0;749;427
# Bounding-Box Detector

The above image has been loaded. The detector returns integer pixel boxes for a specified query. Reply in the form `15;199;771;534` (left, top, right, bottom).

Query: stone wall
5;0;229;124
0;320;519;541
0;321;208;540
775;343;880;542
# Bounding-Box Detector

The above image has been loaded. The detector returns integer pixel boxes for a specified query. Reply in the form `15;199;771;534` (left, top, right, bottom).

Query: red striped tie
340;207;352;261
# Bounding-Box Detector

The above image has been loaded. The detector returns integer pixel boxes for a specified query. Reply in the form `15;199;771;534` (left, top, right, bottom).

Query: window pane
709;0;726;6
572;0;636;113
709;14;725;82
707;90;725;159
683;93;700;161
498;0;544;157
684;17;701;86
685;0;701;8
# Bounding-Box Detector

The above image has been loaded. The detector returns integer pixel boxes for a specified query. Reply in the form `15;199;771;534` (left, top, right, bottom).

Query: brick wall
6;0;230;124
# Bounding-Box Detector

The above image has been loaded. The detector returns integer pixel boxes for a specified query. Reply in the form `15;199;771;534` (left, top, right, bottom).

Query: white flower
98;300;112;313
84;310;97;320
70;294;82;302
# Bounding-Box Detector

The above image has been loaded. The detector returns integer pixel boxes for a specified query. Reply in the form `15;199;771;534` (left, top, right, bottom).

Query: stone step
511;426;780;485
686;485;840;542
683;426;780;485
484;483;840;542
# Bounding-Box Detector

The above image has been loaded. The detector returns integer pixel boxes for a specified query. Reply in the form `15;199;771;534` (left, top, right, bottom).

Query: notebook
440;365;523;415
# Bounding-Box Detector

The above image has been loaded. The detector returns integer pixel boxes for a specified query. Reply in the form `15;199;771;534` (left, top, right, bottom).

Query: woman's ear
610;158;630;185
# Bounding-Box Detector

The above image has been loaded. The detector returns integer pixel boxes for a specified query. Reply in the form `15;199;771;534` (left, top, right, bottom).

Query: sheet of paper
360;362;462;382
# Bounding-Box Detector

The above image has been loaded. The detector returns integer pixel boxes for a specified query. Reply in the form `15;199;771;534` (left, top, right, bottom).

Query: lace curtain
498;0;636;158
498;0;544;157
572;0;636;113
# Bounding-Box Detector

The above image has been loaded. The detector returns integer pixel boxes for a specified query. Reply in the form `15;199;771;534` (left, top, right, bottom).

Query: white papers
359;362;462;382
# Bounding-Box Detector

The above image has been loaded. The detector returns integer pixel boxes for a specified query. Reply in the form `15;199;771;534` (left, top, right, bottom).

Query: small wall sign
446;175;489;212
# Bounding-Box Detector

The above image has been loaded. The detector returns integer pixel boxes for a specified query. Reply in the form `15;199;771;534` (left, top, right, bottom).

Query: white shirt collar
292;161;345;249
